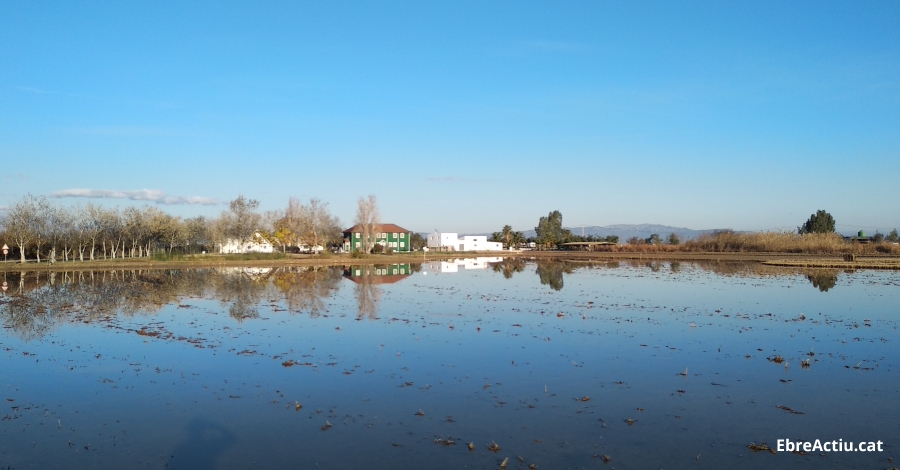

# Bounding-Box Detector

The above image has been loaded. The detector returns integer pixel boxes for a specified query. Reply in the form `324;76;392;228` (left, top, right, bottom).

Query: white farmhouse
426;232;503;252
219;232;274;254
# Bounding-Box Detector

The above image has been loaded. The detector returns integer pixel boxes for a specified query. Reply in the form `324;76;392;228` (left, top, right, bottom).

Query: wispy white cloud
51;189;219;205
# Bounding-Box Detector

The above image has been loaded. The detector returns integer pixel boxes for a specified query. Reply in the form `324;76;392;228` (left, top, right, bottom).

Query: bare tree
158;213;184;254
98;207;124;259
85;204;105;260
184;216;211;253
5;195;39;262
297;198;340;253
47;206;74;262
221;195;262;246
6;195;51;263
354;195;380;253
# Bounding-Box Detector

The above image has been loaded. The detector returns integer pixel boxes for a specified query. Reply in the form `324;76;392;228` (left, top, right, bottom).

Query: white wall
460;236;503;251
219;232;274;254
427;232;460;248
427;233;503;251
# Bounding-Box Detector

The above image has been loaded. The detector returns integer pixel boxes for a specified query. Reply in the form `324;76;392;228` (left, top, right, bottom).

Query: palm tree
511;231;525;249
501;225;513;249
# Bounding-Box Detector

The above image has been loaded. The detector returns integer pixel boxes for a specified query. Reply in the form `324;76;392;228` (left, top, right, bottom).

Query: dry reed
610;232;900;255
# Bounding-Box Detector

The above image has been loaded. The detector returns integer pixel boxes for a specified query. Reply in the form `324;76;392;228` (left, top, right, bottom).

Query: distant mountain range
459;224;727;242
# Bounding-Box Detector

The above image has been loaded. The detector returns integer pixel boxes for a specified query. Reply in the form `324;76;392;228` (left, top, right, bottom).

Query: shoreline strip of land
2;251;899;272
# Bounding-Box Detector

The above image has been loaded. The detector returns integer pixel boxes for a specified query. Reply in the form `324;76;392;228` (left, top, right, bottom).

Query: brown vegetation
607;232;900;256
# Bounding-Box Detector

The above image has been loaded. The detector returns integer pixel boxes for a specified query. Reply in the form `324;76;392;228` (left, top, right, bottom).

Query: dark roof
343;223;412;234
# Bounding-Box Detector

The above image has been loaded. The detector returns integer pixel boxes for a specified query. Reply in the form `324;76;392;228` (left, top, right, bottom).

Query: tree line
492;208;900;250
0;194;350;263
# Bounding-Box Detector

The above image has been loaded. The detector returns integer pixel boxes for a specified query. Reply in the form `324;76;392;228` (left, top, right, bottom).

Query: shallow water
1;260;898;469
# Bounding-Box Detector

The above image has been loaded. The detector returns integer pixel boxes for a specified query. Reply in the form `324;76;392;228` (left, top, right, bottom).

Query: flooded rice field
1;258;898;469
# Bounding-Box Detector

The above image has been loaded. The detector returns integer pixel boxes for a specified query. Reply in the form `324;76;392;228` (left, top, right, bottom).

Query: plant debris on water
0;261;897;469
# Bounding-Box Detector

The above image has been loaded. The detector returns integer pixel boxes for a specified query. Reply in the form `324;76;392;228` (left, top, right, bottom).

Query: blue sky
1;1;898;234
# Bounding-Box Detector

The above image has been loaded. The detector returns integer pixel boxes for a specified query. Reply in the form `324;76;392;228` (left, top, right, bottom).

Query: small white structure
219;232;274;254
424;257;504;273
426;232;503;252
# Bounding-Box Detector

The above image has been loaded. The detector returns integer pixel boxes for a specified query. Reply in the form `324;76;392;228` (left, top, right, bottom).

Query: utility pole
570;226;587;237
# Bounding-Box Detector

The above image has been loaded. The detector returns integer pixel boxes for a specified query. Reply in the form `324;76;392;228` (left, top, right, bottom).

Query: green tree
873;232;884;243
887;229;899;243
534;210;571;249
511;231;525;249
409;233;426;250
667;233;680;245
798;210;835;234
646;233;662;245
501;225;513;249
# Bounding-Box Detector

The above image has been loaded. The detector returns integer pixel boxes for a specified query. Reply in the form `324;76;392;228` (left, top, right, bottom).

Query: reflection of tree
0;269;271;338
353;268;382;320
2;289;58;341
490;258;527;279
806;271;838;292
1;270;210;340
271;267;342;317
670;261;681;273
535;260;575;291
212;271;269;322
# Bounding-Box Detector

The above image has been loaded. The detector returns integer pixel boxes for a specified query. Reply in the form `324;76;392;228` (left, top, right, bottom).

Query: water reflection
0;270;211;340
343;264;414;319
423;257;503;274
0;260;858;340
535;259;576;291
806;270;839;292
216;269;267;321
276;266;342;317
489;258;527;279
168;417;236;470
1;260;897;469
0;267;348;338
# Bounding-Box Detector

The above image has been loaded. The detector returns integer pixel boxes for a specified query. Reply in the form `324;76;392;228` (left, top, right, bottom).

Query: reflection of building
219;232;274;254
220;267;273;277
426;232;503;251
423;257;503;273
342;224;412;252
342;264;412;284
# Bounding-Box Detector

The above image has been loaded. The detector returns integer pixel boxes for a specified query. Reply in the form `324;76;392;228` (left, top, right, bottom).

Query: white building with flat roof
426;232;503;252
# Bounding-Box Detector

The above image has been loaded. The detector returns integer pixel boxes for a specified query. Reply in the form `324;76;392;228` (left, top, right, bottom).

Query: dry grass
591;232;900;255
638;232;900;255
